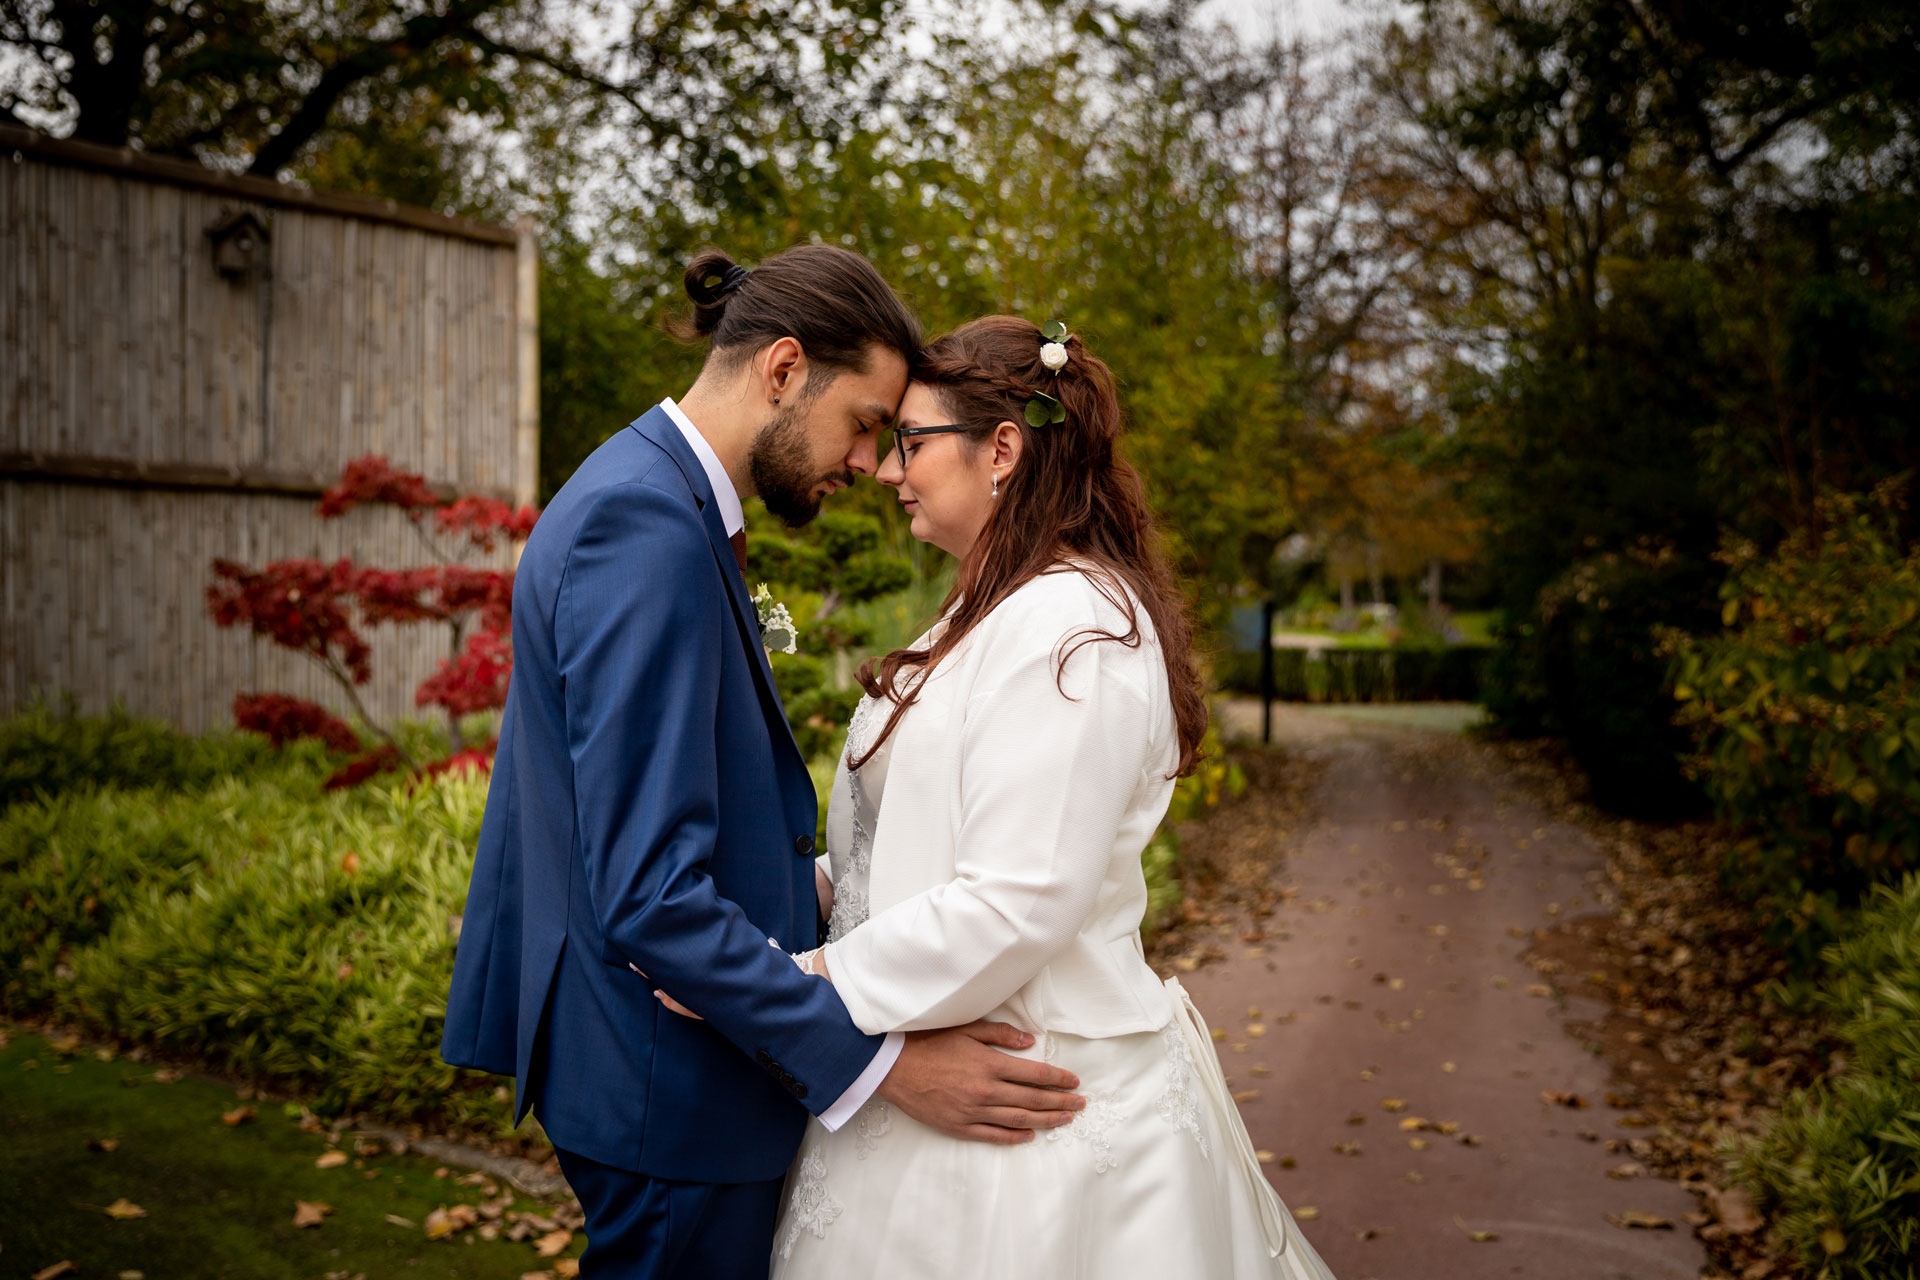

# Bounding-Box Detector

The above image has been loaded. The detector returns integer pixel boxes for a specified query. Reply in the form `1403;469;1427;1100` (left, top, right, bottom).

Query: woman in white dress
671;316;1335;1279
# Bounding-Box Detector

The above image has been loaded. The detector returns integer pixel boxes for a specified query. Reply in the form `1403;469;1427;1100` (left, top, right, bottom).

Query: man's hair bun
675;249;749;338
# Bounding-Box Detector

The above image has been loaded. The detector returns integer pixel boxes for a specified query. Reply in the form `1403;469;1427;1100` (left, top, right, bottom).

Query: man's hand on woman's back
877;1021;1085;1145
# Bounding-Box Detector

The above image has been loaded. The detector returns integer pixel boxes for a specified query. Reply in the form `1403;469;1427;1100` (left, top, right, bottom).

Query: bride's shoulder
981;564;1154;655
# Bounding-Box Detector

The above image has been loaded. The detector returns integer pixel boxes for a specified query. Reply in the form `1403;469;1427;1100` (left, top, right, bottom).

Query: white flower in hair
1040;342;1069;371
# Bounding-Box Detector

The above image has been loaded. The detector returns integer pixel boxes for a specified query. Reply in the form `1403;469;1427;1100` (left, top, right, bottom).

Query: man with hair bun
442;244;1086;1278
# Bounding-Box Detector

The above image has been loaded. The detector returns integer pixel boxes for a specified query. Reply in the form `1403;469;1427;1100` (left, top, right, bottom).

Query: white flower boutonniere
751;583;798;655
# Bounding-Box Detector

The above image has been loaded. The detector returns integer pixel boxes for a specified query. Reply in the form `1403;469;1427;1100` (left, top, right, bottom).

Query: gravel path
1185;703;1706;1280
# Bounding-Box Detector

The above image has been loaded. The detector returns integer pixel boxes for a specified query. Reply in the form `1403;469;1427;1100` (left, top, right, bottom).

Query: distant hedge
1218;646;1489;703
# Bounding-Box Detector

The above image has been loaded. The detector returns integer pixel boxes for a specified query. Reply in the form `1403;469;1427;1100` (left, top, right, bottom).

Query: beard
749;399;850;528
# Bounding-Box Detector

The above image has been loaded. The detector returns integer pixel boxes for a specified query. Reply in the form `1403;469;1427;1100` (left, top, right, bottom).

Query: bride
666;316;1335;1278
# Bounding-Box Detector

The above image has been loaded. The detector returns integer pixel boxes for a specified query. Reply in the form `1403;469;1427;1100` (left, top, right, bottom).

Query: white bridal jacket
822;564;1181;1040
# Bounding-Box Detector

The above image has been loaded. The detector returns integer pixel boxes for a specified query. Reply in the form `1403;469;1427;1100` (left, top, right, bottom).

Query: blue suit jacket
441;406;884;1183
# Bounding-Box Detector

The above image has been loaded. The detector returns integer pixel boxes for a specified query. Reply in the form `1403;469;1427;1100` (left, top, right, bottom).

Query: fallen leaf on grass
1607;1211;1673;1230
103;1198;147;1219
150;1067;181;1084
293;1200;333;1228
555;1262;580;1279
316;1150;349;1168
386;1214;416;1228
87;1137;119;1152
50;1032;82;1055
534;1229;574;1257
222;1105;257;1126
340;851;362;875
425;1204;480;1239
1820;1226;1846;1254
520;1273;556;1280
33;1263;79;1280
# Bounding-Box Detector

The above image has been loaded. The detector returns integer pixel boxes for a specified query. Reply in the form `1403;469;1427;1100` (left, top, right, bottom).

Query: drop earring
991;473;1000;499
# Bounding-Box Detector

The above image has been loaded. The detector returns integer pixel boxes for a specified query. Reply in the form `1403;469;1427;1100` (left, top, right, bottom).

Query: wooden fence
0;125;538;733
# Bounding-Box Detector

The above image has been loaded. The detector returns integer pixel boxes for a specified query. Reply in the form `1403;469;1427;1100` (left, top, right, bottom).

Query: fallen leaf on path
1256;1150;1275;1164
293;1200;333;1228
1246;1023;1266;1037
1249;1064;1270;1077
1333;1141;1363;1155
1346;1111;1366;1126
1540;1090;1590;1109
1458;1133;1484;1147
316;1150;349;1168
32;1263;78;1280
534;1229;574;1257
222;1105;257;1126
1210;1028;1226;1042
1380;1098;1407;1112
1707;1186;1763;1235
1294;1206;1319;1221
1526;984;1554;998
1607;1162;1647;1179
103;1198;147;1219
1616;1114;1655;1128
1232;1089;1260;1102
1608;1211;1673;1230
1408;1137;1430;1150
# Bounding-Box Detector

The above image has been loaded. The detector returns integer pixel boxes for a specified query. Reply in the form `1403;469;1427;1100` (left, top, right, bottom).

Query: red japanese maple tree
208;456;537;787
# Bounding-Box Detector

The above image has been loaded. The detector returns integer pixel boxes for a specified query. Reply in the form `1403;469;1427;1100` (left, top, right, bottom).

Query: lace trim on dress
853;1099;891;1159
1045;1089;1122;1174
778;1148;844;1260
827;696;885;943
1157;1020;1211;1159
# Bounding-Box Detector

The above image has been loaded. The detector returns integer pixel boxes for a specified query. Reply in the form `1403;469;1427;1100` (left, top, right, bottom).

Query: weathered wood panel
0;132;537;733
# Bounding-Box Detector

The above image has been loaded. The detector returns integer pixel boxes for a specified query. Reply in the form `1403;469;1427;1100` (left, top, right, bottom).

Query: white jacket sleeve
825;637;1153;1033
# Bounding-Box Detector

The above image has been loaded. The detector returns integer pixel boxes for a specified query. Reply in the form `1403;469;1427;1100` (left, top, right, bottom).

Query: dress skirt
769;979;1337;1280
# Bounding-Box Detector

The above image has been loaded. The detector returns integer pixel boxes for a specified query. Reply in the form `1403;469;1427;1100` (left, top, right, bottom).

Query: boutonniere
751;583;798;655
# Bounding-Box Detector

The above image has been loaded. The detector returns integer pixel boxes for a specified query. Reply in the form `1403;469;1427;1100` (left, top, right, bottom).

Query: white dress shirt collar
660;397;745;537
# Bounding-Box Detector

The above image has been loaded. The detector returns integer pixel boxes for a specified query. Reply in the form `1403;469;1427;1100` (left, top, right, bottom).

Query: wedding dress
770;575;1337;1280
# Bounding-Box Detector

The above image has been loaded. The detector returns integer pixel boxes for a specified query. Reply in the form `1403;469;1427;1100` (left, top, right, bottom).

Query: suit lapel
627;409;808;771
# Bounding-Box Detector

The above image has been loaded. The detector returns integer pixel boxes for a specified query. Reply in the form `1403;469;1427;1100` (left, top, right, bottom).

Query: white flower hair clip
1039;319;1070;371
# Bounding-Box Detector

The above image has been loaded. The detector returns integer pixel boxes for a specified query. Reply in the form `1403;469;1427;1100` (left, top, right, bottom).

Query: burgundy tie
729;529;748;574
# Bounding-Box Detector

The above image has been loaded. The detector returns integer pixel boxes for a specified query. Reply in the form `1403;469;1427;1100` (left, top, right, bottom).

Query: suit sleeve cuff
816;1031;902;1132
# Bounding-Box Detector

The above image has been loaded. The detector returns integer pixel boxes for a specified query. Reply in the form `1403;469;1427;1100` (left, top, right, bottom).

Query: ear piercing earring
991;473;1000;499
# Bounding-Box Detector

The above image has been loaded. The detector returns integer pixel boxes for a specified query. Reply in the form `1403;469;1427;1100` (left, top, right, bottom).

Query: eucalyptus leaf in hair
1041;320;1068;341
1025;390;1067;428
703;273;724;289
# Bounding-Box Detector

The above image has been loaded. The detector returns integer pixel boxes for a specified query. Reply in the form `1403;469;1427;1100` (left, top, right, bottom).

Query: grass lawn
0;1028;581;1280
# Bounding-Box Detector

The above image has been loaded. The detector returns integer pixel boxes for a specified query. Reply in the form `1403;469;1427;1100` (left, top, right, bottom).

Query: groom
442;243;1084;1278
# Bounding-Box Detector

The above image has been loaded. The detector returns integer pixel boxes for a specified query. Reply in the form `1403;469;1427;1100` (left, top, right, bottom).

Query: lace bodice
825;694;895;943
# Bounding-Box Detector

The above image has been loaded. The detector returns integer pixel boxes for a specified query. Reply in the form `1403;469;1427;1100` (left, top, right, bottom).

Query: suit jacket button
792;1082;808;1100
756;1050;773;1066
794;834;815;856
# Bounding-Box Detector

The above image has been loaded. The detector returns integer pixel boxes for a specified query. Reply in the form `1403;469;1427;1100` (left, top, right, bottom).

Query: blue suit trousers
555;1144;783;1279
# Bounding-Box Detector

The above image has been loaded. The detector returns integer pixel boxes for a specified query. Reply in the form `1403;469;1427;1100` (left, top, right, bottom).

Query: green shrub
0;701;306;807
1668;487;1920;917
1734;873;1920;1280
0;769;508;1131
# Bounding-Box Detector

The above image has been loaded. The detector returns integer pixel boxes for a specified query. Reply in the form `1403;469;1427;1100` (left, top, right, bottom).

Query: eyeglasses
886;423;971;470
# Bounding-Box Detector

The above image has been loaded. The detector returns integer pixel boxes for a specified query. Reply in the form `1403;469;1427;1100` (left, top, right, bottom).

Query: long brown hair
854;316;1208;776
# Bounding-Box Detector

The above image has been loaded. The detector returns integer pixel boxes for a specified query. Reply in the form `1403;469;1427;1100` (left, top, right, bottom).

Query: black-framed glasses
886;423;970;469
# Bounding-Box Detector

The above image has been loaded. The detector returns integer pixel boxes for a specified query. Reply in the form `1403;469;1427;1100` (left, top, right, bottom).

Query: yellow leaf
1821;1226;1847;1255
292;1200;333;1228
103;1198;147;1220
1380;1098;1407;1112
1294;1206;1319;1221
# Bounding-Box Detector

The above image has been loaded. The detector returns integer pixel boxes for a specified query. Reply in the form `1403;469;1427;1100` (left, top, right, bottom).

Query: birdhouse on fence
205;208;269;280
